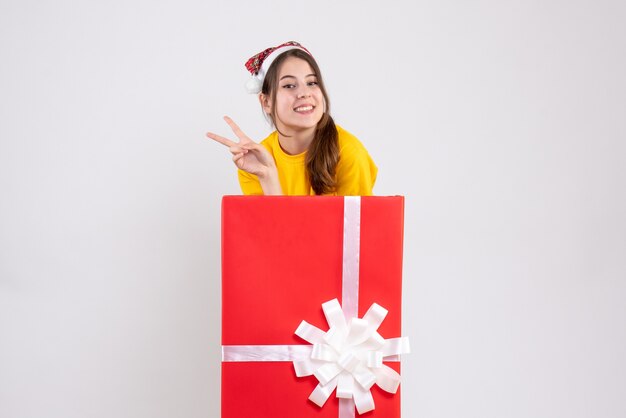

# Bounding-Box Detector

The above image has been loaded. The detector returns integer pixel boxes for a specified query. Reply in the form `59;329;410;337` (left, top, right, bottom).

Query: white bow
293;298;410;415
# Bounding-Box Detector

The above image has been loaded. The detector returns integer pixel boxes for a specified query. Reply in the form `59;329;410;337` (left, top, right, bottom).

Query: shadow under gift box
221;196;405;418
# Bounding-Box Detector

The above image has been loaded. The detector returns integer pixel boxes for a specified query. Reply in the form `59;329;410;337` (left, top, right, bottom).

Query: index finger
223;116;252;144
206;131;237;148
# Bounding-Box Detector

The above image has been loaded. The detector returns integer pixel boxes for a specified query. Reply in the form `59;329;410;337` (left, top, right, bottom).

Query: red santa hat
244;41;312;94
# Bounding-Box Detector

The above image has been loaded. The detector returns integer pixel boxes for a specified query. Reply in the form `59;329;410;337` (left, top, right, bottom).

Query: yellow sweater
238;125;377;196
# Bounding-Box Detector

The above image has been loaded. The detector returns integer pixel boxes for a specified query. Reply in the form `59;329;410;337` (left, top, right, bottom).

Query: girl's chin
278;117;323;133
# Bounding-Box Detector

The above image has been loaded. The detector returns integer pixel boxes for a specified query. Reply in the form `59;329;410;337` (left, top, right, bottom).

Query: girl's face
262;56;325;137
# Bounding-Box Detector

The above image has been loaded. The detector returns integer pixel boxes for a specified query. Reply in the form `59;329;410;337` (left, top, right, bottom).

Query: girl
207;41;377;196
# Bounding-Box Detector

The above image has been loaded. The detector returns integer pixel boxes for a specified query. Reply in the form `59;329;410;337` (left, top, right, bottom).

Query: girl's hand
206;116;283;195
206;116;276;179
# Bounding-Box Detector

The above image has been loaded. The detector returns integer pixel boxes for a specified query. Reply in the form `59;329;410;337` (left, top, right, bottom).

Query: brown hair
261;49;339;195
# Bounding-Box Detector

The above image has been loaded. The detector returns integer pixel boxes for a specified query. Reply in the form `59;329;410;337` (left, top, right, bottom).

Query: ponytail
306;113;339;195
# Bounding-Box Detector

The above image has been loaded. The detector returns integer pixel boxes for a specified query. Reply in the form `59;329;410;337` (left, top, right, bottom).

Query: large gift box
221;196;408;418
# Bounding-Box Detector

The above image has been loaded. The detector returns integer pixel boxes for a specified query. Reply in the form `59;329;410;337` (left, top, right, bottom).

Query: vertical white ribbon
339;398;356;418
342;196;361;322
340;196;361;418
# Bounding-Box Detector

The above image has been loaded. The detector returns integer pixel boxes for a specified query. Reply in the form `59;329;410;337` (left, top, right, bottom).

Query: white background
1;0;625;417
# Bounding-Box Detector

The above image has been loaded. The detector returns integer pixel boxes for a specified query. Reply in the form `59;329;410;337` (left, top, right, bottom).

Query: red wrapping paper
221;196;404;418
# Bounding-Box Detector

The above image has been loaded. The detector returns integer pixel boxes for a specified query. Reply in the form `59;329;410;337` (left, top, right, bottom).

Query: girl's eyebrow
279;73;317;81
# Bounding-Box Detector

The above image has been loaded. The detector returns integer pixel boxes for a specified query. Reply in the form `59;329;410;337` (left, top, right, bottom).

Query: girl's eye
307;81;319;86
281;84;296;89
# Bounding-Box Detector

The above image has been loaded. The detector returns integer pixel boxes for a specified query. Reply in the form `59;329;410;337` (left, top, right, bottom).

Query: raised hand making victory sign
207;116;282;195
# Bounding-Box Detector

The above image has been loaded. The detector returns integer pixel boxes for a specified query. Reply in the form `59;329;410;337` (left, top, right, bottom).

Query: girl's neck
277;126;316;155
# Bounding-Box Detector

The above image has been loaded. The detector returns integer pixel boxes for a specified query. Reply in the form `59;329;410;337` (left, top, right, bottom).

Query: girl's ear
259;93;272;114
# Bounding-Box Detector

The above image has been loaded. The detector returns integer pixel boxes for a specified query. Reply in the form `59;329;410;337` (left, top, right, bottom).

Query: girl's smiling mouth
294;105;315;113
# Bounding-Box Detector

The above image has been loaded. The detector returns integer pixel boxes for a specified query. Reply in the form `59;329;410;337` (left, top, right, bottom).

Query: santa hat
244;41;312;94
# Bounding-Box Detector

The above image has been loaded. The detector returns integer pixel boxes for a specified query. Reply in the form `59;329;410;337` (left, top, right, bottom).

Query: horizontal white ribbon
222;345;312;362
221;345;402;363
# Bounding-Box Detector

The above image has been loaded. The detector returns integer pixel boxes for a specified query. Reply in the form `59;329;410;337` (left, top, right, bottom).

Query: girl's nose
297;88;311;99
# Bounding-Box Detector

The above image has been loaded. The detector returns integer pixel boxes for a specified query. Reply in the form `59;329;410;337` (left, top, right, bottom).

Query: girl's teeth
295;106;313;112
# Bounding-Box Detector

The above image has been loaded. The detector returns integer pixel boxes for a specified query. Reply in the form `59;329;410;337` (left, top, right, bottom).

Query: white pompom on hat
244;41;312;94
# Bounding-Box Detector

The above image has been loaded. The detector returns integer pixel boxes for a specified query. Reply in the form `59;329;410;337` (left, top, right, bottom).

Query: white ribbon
221;345;313;362
221;196;410;417
342;196;361;321
294;298;410;415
